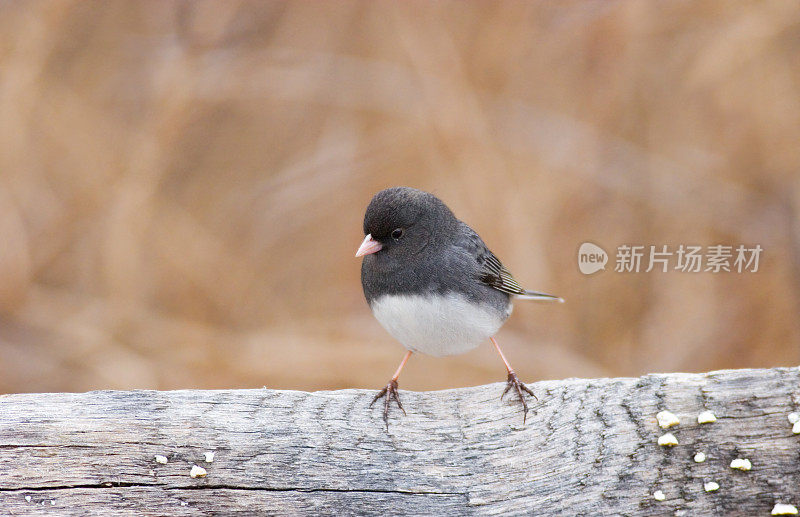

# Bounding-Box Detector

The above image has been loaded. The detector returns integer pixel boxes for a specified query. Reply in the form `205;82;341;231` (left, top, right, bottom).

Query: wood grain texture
1;367;800;516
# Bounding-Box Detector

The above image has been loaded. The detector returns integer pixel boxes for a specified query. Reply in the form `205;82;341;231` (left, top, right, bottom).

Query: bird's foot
370;379;405;429
501;371;537;424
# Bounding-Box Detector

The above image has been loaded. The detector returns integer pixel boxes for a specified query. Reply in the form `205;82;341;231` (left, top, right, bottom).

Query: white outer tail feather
515;291;564;303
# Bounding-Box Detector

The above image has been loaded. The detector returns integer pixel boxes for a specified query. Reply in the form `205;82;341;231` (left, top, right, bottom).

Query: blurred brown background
1;1;798;394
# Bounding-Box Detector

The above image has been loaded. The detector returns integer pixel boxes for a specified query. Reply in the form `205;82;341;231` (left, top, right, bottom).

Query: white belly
370;293;507;357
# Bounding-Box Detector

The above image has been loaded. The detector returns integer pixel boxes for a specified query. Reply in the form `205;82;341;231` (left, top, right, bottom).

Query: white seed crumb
772;503;799;515
154;455;168;464
653;490;666;501
148;470;155;476
657;410;680;429
658;433;679;446
788;413;800;424
694;452;706;463
730;458;752;471
697;411;717;424
190;465;207;478
204;451;215;463
50;500;55;506
703;481;720;492
180;501;188;507
25;495;31;502
468;497;488;506
793;421;800;434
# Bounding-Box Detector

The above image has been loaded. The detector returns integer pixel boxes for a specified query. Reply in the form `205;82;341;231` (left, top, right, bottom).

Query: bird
355;186;562;427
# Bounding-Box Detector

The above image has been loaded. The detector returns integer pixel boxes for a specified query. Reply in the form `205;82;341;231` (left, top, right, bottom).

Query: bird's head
355;187;456;260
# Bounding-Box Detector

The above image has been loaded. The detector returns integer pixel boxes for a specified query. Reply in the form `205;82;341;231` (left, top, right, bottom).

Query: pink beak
355;234;383;257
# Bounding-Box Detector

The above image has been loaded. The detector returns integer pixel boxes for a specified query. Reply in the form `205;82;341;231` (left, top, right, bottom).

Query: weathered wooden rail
1;367;799;515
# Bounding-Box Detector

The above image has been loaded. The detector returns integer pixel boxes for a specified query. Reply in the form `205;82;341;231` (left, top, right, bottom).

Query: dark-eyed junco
356;187;562;426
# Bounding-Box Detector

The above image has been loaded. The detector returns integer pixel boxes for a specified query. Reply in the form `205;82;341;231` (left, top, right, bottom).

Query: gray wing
456;222;562;301
455;222;526;296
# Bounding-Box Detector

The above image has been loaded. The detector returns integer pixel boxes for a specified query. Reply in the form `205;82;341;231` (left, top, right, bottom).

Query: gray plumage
360;187;558;324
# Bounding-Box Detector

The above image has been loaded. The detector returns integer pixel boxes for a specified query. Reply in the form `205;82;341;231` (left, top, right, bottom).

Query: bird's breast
369;293;509;357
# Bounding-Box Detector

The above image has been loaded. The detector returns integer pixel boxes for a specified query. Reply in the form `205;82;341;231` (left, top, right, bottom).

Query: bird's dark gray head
360;187;457;258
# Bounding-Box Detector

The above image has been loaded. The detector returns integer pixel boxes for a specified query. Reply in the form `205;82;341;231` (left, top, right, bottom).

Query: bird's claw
501;371;537;424
370;379;405;429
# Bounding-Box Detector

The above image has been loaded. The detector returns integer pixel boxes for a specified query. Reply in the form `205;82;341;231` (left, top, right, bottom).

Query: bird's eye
391;228;404;240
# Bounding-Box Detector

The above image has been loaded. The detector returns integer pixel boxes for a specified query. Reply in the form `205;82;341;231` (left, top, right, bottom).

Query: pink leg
371;351;412;429
490;336;514;373
490;337;536;423
391;350;412;381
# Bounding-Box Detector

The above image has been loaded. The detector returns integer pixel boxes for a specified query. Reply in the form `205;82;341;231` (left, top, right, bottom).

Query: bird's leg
371;350;412;428
490;337;537;423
